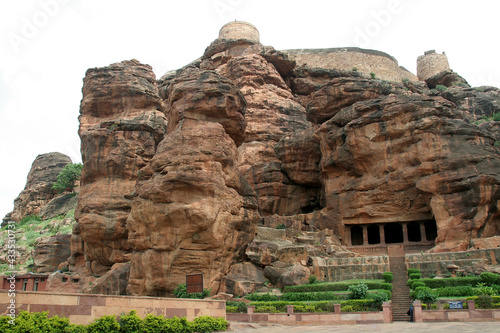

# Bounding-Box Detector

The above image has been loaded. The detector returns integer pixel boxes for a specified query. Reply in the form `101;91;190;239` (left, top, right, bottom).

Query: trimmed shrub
281;291;344;302
245;293;280;302
284;280;384;293
476;294;493;309
341;305;354;312
192;316;227;333
119;310;143;333
87;315;120;333
407;268;421;276
418;277;482;288
348;283;369;300
380;283;393;291
480;272;500;285
435;285;474;297
309;275;318;284
415;289;438;305
226;301;247;313
409;273;422;280
382;272;393;283
411;282;426;290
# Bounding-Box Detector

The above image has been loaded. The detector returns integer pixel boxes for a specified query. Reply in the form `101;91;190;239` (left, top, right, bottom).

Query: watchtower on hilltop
417;50;450;81
219;21;260;43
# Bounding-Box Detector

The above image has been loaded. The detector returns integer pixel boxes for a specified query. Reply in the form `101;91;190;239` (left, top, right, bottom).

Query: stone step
389;255;411;323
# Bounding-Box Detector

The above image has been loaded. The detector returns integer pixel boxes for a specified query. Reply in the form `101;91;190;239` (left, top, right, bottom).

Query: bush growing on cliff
52;163;83;193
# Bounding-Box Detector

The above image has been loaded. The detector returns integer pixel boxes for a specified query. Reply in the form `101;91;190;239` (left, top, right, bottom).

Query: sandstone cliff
67;24;500;295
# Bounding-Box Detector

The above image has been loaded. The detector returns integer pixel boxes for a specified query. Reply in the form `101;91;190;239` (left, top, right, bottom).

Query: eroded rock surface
3;152;72;223
126;68;259;296
76;60;168;275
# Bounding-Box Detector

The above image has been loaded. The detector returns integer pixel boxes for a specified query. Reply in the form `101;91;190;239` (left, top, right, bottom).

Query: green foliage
87;315;120;333
415;289;438;305
382;272;393;283
19;214;42;226
368;292;389;307
341;305;354;312
245;293;280;302
409;273;422;280
402;78;410;83
352;67;358;72
380;283;393;291
434;286;474;297
284;279;385;293
52;163;83;193
276;223;286;229
226;301;247;313
281;291;344;302
476;294;493;309
480;272;500;285
407;268;421;276
255;305;279;313
0;311;70;333
411;282;426;290
348;283;369;300
475;282;496;296
435;85;448;92
308;275;318;284
118;310;143;333
417;276;482;288
174;283;210;299
493;113;500;121
192;316;227;333
370;72;376;79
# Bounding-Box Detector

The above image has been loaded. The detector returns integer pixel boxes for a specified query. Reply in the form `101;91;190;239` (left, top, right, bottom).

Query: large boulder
33;234;72;273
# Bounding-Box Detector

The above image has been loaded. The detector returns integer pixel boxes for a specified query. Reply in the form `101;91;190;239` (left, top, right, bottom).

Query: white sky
1;0;499;220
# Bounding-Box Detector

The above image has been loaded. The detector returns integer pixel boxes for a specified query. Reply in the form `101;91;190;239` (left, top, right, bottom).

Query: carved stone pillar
380;224;386;245
346;226;352;246
362;225;368;245
420;222;427;242
402;223;409;244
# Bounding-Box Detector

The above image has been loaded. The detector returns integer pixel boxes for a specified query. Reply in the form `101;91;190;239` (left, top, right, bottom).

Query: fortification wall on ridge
284;47;418;82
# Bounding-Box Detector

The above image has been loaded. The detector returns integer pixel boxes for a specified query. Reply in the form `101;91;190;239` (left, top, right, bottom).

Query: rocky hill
4;22;500;297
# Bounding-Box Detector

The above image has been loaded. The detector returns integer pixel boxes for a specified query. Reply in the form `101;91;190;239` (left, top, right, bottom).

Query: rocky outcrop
76;60;168;276
425;70;470;89
126;68;259;296
3;152;72;223
39;193;78;220
441;86;500;119
314;94;500;251
33;234;72;273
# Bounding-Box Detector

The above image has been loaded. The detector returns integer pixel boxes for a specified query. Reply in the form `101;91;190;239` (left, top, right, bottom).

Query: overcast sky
1;0;499;221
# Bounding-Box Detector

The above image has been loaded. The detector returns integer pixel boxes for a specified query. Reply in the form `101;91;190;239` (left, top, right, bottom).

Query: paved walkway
228;321;500;332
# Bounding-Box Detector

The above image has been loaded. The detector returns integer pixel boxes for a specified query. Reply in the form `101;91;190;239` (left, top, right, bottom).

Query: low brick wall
413;300;500;322
227;303;392;325
0;291;225;325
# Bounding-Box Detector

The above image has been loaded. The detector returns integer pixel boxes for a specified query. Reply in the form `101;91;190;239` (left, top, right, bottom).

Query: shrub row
245;289;391;303
409;277;482;289
284;281;392;293
0;311;227;333
248;299;381;313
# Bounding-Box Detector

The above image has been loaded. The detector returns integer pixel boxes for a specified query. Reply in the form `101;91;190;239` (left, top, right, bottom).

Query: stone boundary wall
312;255;389;282
227;303;392;325
283;47;418;82
406;248;500;277
0;291;225;325
413;300;500;322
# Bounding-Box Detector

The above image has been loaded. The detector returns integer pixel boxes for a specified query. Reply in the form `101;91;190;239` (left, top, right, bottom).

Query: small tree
52;163;83;193
415;289;438;308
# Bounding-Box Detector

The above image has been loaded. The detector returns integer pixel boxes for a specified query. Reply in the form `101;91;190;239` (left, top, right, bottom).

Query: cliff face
3;152;72;223
71;29;500;295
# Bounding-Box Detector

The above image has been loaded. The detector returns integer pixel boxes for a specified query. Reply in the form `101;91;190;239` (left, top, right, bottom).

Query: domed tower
417;50;450;81
219;21;260;43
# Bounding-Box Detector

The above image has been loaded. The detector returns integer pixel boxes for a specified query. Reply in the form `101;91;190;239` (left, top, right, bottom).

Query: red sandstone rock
126;68;259;296
33;234;72;273
76;60;168;275
3;152;72;223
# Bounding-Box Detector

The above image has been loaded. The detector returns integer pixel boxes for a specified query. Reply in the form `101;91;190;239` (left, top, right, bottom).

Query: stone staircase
389;255;412;321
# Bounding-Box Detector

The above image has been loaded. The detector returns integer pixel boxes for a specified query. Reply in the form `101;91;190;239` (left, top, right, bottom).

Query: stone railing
0;291;225;325
413;300;500;322
227;303;392;325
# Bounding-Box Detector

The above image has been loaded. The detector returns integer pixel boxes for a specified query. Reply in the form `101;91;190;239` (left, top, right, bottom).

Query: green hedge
466;296;500;303
284;280;385;293
245;293;280;302
409;273;422;280
249;300;379;313
418;277;482;288
435;286;475;297
0;311;228;333
407;268;420;275
281;291;345;302
382;272;393;283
